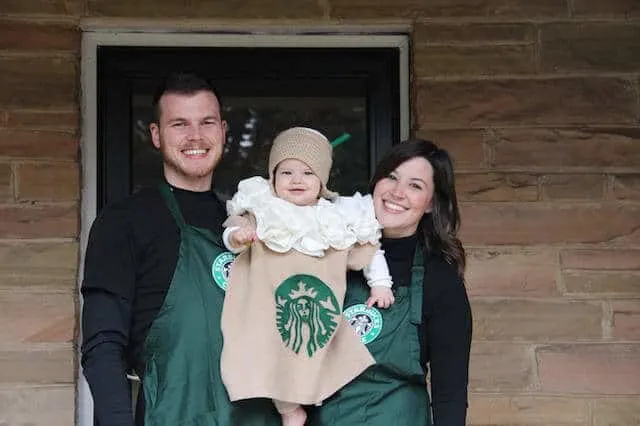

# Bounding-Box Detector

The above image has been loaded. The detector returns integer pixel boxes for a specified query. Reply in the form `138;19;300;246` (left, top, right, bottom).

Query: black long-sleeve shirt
382;235;472;426
81;185;226;426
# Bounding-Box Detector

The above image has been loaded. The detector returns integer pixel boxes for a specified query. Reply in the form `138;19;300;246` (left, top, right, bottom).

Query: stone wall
1;0;639;424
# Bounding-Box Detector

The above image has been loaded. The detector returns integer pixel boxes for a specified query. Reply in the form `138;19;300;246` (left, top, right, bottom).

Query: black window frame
97;46;400;210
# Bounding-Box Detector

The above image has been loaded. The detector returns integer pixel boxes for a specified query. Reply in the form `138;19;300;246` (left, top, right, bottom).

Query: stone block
469;342;536;391
561;249;640;270
0;275;75;293
540;174;605;200
413;22;535;43
614;175;640;200
472;299;602;341
540;22;640;72
0;163;13;201
0;204;78;238
563;271;640;296
417;78;636;126
0;242;78;276
330;0;567;18
0;19;79;51
611;300;640;341
573;0;640;17
460;203;640;245
0;345;74;384
0;129;76;160
88;0;323;18
492;127;640;170
456;173;538;202
592;397;640;425
16;162;79;202
0;56;77;109
0;292;74;343
467;394;588;425
537;344;640;394
2;109;79;131
414;44;535;77
415;129;486;170
0;0;82;15
466;249;558;297
0;385;75;426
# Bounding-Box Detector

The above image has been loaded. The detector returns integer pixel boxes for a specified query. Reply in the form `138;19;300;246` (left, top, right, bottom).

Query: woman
308;139;473;426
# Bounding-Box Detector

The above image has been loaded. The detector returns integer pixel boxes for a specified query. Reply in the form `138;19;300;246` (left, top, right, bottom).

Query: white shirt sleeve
222;226;247;254
362;248;393;288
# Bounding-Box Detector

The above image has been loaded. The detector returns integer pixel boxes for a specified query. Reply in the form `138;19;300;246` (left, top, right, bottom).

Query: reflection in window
132;95;369;198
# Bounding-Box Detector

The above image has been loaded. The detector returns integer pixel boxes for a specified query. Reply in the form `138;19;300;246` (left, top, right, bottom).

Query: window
98;45;402;208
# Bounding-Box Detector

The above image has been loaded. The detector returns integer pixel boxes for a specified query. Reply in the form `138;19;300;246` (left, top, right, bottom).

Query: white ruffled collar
227;177;381;257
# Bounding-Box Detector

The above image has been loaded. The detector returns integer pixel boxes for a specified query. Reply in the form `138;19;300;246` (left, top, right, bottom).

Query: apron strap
409;244;424;325
158;183;187;231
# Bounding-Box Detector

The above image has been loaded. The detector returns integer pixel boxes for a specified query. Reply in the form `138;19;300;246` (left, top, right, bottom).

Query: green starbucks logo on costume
275;274;340;357
212;252;235;291
343;304;383;344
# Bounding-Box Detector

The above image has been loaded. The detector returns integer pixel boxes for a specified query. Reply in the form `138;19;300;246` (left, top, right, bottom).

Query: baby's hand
366;286;395;309
230;226;257;249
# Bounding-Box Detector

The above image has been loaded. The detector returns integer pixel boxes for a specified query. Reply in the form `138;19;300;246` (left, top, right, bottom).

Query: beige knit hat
268;127;338;200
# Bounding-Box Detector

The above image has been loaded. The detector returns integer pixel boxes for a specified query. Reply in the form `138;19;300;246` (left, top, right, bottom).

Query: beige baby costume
220;177;380;405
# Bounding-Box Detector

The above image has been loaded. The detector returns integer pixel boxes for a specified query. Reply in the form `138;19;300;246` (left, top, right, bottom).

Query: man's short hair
151;72;222;123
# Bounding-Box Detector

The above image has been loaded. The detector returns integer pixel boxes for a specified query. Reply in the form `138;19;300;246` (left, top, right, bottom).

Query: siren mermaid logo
343;304;382;344
212;251;235;291
275;274;340;357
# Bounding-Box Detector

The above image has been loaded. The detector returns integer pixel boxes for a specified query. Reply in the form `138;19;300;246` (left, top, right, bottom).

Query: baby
220;127;394;426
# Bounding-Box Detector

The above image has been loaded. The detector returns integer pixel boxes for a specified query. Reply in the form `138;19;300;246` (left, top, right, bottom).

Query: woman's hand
366;286;395;309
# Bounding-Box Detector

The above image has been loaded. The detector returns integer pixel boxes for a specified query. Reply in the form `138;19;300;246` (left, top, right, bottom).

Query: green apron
308;247;432;426
140;184;280;426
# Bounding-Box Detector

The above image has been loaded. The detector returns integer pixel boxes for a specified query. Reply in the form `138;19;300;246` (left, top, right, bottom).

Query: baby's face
273;158;322;206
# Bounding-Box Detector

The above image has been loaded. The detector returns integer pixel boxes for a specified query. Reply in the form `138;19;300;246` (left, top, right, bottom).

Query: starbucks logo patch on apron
343;304;383;344
275;274;340;357
212;251;235;291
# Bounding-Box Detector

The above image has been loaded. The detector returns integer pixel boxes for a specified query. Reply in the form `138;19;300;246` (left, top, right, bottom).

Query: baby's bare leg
273;400;307;426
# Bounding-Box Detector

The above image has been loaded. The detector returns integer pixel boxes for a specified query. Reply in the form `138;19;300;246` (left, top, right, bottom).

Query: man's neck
164;175;212;192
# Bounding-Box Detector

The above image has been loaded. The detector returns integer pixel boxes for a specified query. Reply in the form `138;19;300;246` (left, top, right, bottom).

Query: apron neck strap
158;183;187;230
409;241;425;324
412;242;424;268
411;241;425;282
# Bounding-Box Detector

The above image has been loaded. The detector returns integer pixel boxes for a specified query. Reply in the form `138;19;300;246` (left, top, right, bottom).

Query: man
81;73;279;426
